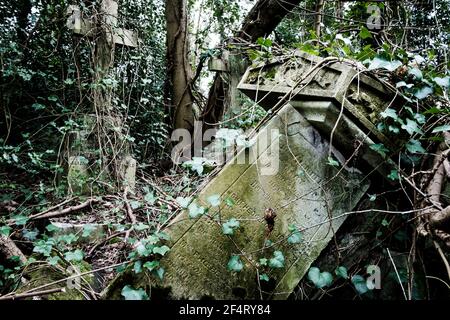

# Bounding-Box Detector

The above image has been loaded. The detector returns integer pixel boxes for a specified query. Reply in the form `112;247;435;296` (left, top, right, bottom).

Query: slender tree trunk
165;0;195;132
314;0;325;39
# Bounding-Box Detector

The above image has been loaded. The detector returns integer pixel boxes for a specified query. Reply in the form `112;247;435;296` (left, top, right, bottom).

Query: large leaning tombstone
238;51;402;177
104;104;369;299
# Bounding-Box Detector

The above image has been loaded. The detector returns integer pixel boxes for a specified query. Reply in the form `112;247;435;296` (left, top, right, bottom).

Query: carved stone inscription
158;104;369;299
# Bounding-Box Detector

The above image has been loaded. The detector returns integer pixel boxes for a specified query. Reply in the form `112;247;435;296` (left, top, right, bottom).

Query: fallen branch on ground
0;235;27;264
29;198;99;220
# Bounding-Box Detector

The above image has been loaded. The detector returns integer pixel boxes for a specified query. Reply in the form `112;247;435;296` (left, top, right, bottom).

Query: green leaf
351;275;369;294
224;197;235;207
405;139;426;154
143;260;160;271
268;251;285;269
308;267;333;288
327;156;339;167
369;143;389;158
188;201;206;219
134;223;149;231
401;119;423;135
369;194;377;201
176;196;191;208
153;245;170;256
82;224;97;237
432;125;450;133
259;274;270;282
335;266;348;279
368;57;402;71
33;239;54;257
259;258;268;266
31;103;45;110
227;255;244;272
0;226;11;237
388;169;399;181
144;192;157;205
133;260;142;274
408;68;423;80
12;215;29;226
359;26;372;39
121;285;149;300
207;194;221;207
154;267;165;280
434;76;450;88
64;249;84;262
222;218;240;235
414;86;433;100
287;225;302;244
130;200;141;210
47;256;61;266
380;108;398;120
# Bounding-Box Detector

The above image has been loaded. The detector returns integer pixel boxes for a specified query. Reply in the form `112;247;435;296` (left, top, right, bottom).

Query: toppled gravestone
105;104;369;299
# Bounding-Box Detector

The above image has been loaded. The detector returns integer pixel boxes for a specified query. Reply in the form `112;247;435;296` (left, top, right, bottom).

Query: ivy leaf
268;251;285;269
414;86;433;100
130;200;141;210
308;267;333;288
388;169;399;181
368;57;402;71
369;143;389;158
434;76;450;88
327;156;339;167
224;197;235;207
133;260;142;274
405;139;426;154
144;192;157;205
82;224;97;238
206;194;221;207
227;255;244;272
222;218;240;235
12;215;29;226
143;260;160;271
153;245;170;256
432;125;450;133
0;226;11;237
64;249;84;262
154;267;165;280
259;258;268;266
401;119;423;135
380;108;398;120
31;103;45;110
335;266;349;279
187;201;206;219
351;275;369;295
33;239;54;257
47;256;61;266
287;225;302;244
408;67;423;80
46;223;60;232
359;26;372;39
176;196;191;208
121;286;149;300
259;274;270;282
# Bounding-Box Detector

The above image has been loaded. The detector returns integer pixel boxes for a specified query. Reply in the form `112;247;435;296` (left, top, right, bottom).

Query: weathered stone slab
154;104;369;299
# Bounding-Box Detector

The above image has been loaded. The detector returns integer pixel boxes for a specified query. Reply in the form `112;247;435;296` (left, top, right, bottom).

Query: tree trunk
238;0;304;42
202;0;304;128
165;0;195;132
314;0;325;39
